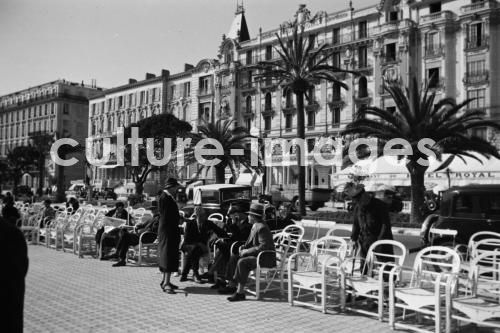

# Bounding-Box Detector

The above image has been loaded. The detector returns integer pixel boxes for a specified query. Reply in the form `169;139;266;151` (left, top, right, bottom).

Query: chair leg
288;269;293;305
138;243;142;266
435;297;440;333
255;266;261;300
321;279;327;314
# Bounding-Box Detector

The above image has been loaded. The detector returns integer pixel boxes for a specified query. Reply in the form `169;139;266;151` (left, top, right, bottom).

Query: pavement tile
25;245;403;333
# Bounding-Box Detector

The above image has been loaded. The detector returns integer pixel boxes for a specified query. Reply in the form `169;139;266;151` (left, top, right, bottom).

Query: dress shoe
194;275;204;284
210;280;226;290
218;286;237;294
227;293;246;302
179;276;188;282
167;282;179;290
112;260;126;267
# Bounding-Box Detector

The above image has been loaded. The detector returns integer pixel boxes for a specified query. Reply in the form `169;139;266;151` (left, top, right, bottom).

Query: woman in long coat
158;178;182;293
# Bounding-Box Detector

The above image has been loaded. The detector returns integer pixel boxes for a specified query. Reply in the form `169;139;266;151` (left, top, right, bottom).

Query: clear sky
0;0;379;95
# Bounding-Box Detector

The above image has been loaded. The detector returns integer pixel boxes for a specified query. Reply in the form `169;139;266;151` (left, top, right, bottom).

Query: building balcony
463;71;489;85
424;45;444;58
421;11;455;24
380;55;399;65
243;55;260;66
465;36;489;51
282;105;296;114
461;0;498;13
428;78;445;90
305;101;320;112
241;107;254;118
376;19;415;35
197;88;213;97
261;107;275;117
240;82;255;91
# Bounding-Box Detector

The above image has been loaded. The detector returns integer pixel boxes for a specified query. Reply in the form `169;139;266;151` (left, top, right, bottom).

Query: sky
0;0;379;95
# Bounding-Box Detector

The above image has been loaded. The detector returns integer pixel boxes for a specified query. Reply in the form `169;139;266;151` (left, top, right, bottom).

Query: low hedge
306;211;420;228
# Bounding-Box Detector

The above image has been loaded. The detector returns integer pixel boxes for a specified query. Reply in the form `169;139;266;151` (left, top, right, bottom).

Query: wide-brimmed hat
344;182;365;198
247;203;265;218
164;178;180;189
377;184;396;193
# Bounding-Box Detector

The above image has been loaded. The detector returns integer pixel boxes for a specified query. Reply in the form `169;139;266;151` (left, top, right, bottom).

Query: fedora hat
344;182;365;198
164;178;180;189
247;203;265;218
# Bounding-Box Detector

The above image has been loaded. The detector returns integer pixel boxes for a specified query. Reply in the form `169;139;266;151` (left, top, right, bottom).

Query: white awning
98;164;119;169
236;173;262;186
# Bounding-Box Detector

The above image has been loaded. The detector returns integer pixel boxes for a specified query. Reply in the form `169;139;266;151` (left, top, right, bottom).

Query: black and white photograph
1;0;500;332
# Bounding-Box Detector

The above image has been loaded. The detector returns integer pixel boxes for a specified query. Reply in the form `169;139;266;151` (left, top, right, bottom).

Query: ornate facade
214;0;500;201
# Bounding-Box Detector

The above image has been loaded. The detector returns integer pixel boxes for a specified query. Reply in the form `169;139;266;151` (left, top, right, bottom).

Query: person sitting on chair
95;201;133;259
40;199;56;228
2;196;20;226
203;203;252;288
180;205;228;283
218;203;276;302
112;212;159;267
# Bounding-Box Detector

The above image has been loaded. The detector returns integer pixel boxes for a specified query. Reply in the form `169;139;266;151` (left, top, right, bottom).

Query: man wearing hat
219;203;276;302
158;178;182;293
344;182;393;260
202;203;252;288
375;184;403;213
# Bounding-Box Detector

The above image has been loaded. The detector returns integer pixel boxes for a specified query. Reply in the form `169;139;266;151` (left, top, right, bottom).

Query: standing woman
158;178;182;293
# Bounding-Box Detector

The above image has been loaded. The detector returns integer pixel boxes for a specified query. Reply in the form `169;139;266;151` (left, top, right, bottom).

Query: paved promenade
25;245;397;333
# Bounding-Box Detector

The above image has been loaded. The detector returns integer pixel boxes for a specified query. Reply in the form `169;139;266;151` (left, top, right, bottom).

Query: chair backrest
280;224;305;254
468;250;500;300
470;238;500;260
313;235;348;263
326;225;353;255
468;231;500;254
429;226;457;246
412;246;461;289
364;240;407;277
208;213;224;225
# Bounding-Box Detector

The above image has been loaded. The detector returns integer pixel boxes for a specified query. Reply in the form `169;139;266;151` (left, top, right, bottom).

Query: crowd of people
0;177;401;332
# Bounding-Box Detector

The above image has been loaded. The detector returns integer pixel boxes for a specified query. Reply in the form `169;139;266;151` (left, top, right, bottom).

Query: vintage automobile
420;185;500;246
181;184;252;219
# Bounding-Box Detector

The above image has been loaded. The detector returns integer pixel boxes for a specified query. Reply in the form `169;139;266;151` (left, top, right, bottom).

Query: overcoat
351;192;393;259
158;191;181;273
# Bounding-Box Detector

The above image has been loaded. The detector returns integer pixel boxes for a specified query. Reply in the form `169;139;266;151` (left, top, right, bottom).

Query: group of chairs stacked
17;204;157;265
279;225;500;333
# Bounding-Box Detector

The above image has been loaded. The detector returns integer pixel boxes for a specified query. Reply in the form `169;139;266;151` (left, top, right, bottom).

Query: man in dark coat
345;183;393;260
95;201;132;259
180;206;228;282
0;218;29;333
220;203;276;302
158;178;182;293
111;213;159;267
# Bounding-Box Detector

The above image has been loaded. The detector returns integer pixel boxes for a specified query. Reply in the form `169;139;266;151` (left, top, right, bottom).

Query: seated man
218;203;276;302
95;202;132;259
40;199;56;228
180;206;228;282
203;203;252;288
112;212;159;267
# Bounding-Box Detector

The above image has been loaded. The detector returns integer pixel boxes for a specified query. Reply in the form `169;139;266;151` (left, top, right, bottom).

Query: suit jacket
242;222;276;268
183;219;228;247
135;214;159;234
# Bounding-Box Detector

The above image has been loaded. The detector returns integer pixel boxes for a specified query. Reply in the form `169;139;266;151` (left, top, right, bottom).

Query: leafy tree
194;119;260;184
29;130;54;195
256;24;356;215
123;113;192;196
341;77;500;224
6;146;38;189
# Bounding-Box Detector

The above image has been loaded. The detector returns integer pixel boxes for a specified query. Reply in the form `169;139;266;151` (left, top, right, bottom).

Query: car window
201;190;219;204
482;193;500;219
452;193;481;218
222;189;251;202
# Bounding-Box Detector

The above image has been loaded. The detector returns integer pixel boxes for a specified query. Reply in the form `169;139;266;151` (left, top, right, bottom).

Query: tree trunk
56;164;65;203
296;92;306;216
408;161;427;225
135;182;144;196
38;158;45;195
215;166;226;184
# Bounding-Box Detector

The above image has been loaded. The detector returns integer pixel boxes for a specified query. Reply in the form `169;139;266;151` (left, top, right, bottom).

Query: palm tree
256;24;356;216
341;77;500;224
195;119;260;184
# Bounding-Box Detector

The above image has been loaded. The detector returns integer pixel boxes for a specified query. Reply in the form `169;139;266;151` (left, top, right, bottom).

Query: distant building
0;79;102;191
88;63;218;195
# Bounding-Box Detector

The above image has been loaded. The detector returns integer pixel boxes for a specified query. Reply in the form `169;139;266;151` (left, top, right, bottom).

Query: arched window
285;90;293;108
358;76;368;98
265;93;272;111
246;96;252;113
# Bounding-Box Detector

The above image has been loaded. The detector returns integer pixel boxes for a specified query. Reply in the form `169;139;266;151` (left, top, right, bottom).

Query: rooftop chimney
145;73;155;79
161;69;170;78
129;78;137;84
184;63;194;71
